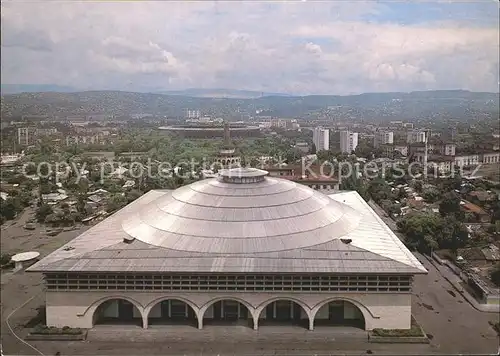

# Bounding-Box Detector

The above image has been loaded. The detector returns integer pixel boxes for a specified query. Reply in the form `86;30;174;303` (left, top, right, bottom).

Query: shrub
31;325;83;335
372;318;424;337
490;263;500;287
0;253;14;269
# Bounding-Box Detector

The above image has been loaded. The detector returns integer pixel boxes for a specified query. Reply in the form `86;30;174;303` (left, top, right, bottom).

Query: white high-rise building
186;110;201;119
374;131;394;148
340;131;359;153
406;130;426;144
312;128;329;151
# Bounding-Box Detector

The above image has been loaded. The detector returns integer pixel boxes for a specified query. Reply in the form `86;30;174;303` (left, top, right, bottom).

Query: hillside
1;90;498;120
155;88;290;99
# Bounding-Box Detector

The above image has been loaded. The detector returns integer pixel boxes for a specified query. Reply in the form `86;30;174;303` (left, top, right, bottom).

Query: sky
1;0;498;95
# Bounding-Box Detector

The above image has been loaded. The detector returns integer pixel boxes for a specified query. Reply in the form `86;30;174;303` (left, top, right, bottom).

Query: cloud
1;1;498;94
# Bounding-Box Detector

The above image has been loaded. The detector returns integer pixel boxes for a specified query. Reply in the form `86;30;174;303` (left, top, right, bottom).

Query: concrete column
197;311;203;330
308;317;314;331
252;313;259;331
142;313;148;329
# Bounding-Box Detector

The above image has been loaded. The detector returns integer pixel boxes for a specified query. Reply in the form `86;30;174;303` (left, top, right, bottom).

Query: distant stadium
158;123;261;138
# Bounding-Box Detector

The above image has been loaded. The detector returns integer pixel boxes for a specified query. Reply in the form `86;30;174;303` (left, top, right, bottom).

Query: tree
396;187;408;201
39;182;53;195
368;178;392;203
75;193;87;214
424;234;439;254
412;180;423;193
440;175;462;192
0;198;21;220
127;189;142;203
439;191;462;217
354;141;382;159
491;201;500;224
439;215;468;254
490;263;500;287
397;212;443;252
340;175;370;202
422;188;440;203
311;143;317;154
106;194;127;213
36;204;53;223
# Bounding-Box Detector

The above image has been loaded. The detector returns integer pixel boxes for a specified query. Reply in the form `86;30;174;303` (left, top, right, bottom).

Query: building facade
29;168;426;332
455;154;481;167
17;127;36;146
482;152;500;164
313;127;329;151
406;130;427;144
374;131;394;148
158;125;261;138
340;131;359;153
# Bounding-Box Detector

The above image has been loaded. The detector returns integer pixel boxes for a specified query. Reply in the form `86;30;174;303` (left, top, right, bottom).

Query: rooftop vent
219;168;268;184
123;236;135;244
340;238;352;244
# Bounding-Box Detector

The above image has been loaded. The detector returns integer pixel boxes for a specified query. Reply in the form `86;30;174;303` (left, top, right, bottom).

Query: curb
25;332;87;341
423;254;499;314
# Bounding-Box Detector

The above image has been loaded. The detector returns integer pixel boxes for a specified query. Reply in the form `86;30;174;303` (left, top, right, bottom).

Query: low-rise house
427;155;454;173
266;165;339;191
41;193;68;204
460;200;491;223
110;166;128;178
406;198;426;210
122;180;135;189
481;245;500;262
482;152;500;165
393;145;408;157
87;194;103;204
294;142;309;153
467;190;496;203
455;154;481;167
0;153;24;166
87;188;109;196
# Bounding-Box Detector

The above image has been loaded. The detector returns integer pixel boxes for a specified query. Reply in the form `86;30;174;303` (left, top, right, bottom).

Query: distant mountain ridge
1;85;290;99
155;88;291;99
1;89;498;120
1;84;77;94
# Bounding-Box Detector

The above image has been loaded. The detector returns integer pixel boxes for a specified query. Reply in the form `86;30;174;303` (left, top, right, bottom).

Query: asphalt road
368;200;500;354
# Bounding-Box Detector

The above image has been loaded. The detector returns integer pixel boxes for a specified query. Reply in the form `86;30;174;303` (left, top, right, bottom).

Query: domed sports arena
158;123;261;138
29;168;426;331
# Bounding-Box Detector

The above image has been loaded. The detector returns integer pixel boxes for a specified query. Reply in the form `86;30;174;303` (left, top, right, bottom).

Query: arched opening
203;300;253;328
258;300;308;329
314;300;365;329
93;298;142;326
147;299;197;327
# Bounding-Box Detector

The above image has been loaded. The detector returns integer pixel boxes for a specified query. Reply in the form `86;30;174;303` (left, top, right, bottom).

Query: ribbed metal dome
122;169;361;254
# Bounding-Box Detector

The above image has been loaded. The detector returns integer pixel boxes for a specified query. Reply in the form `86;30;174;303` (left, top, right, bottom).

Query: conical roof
122;168;361;254
27;168;427;274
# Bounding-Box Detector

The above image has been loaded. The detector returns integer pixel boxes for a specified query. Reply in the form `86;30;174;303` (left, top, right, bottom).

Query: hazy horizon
1;1;498;95
2;85;499;97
